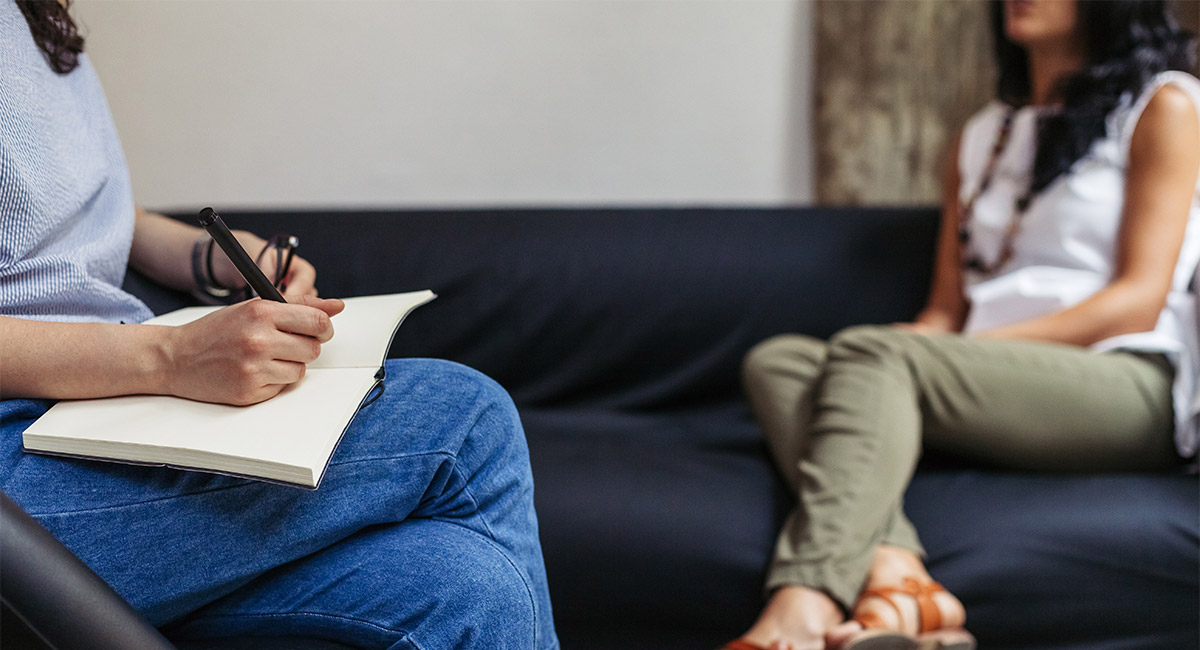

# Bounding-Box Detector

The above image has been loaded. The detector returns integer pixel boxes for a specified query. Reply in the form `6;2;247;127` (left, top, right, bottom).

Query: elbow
1113;285;1168;336
1125;309;1162;335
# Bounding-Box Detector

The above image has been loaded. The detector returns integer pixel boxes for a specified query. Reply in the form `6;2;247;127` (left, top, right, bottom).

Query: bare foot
735;586;843;650
825;546;966;649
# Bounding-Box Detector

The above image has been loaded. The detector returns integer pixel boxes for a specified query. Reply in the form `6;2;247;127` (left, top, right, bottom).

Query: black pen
197;207;287;303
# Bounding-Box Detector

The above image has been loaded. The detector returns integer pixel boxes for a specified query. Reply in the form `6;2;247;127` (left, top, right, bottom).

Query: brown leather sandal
718;641;768;650
841;577;976;650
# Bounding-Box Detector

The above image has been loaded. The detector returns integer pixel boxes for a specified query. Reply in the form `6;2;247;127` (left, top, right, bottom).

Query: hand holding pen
144;209;345;405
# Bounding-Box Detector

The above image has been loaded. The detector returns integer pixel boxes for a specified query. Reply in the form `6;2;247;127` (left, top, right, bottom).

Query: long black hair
990;0;1196;194
15;0;84;74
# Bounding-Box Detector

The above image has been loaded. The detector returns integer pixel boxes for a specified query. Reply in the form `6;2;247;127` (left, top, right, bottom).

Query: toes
931;591;966;628
825;621;863;649
853;594;909;632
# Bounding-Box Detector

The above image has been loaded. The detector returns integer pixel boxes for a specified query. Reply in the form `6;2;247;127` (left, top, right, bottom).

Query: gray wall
75;0;814;211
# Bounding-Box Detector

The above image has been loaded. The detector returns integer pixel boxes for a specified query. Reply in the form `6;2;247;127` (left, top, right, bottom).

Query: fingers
234;378;296;407
892;322;937;336
275;331;323;364
262;302;335;342
288;294;345;317
238;298;338;342
169;295;343;405
258;359;307;386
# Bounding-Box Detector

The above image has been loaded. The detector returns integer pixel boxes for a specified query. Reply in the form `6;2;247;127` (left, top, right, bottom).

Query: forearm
1;297;343;405
128;207;205;292
0;316;171;400
914;130;969;335
974;280;1163;346
130;207;270;294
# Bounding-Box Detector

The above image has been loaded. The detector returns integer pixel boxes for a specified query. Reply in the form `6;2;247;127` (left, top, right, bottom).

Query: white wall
74;0;814;210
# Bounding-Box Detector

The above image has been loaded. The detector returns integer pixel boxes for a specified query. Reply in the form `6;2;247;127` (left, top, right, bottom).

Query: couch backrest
138;207;938;410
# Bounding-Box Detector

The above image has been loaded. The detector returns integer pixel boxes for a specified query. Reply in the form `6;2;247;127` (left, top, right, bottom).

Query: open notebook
22;291;436;489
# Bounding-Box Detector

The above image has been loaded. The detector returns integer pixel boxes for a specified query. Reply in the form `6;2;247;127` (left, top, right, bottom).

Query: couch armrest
0;491;178;650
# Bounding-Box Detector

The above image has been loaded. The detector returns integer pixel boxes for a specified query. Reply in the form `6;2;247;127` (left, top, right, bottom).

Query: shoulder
1139;83;1199;129
1125;73;1200;150
1130;81;1200;159
1124;76;1200;203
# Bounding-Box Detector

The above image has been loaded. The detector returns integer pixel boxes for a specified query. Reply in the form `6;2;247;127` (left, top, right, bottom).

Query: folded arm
130;207;318;298
977;85;1200;346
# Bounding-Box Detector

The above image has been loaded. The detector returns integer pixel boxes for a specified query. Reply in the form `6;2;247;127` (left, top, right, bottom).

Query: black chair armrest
0;491;177;650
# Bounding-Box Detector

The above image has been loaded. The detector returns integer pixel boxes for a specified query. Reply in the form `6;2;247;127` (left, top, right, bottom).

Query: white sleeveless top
959;71;1200;459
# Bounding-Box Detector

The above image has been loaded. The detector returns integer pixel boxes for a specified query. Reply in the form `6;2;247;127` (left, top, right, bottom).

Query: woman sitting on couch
0;2;557;648
728;1;1199;649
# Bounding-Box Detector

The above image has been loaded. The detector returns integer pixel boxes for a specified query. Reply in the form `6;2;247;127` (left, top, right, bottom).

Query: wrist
140;324;179;397
191;236;237;299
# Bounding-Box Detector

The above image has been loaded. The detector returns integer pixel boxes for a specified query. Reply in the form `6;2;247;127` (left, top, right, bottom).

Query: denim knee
454;547;538;648
390;359;518;420
407;523;540;650
377;358;528;456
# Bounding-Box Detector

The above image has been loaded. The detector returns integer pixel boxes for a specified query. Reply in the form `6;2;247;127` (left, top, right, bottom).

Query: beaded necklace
958;108;1037;275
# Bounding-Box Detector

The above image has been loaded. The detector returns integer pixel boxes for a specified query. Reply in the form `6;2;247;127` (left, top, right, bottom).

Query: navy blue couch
133;207;1198;650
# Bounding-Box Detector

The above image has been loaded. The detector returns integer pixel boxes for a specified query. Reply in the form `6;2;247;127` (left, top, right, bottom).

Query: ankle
869;545;929;586
741;586;843;647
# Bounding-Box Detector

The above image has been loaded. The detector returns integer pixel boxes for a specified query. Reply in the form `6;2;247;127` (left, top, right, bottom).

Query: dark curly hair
990;0;1197;195
15;0;84;75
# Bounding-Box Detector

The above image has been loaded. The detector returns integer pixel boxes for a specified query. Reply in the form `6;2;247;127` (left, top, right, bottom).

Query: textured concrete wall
815;0;993;206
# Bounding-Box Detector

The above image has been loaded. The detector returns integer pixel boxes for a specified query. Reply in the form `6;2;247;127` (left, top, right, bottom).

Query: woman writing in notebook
0;1;558;648
728;2;1199;649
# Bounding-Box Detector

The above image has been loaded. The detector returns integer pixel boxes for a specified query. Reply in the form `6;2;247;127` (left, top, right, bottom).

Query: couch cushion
908;471;1199;650
526;405;1200;650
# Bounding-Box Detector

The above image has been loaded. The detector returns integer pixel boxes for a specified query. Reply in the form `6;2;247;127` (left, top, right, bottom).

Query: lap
0;358;530;625
746;325;1181;472
828;326;1179;470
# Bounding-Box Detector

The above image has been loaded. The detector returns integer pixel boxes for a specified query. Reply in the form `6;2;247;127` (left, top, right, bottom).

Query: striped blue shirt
0;0;152;324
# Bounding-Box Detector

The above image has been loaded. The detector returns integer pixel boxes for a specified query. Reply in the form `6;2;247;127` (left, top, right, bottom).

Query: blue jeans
0;359;558;650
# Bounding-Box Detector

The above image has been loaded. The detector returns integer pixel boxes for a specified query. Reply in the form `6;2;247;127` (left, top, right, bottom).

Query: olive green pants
741;325;1181;611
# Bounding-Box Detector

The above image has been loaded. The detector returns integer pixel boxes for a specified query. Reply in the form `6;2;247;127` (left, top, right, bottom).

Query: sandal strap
720;641;769;650
853;577;947;634
854;592;905;631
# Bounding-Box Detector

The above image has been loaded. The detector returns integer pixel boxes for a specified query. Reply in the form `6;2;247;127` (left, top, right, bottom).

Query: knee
462;568;537;645
826;324;907;365
387;521;542;649
742;334;817;387
437;536;539;647
391;358;521;429
398;358;516;410
376;359;528;462
406;358;531;469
